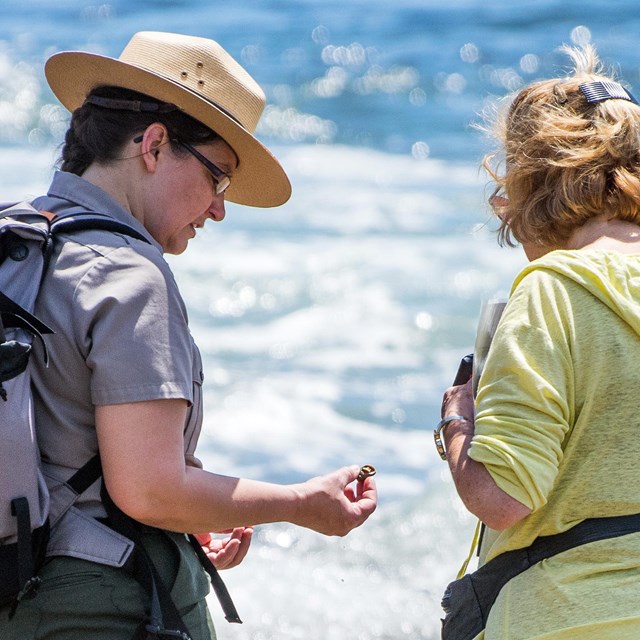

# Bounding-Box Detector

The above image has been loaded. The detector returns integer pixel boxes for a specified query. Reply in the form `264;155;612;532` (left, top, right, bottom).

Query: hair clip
553;84;568;104
579;80;639;105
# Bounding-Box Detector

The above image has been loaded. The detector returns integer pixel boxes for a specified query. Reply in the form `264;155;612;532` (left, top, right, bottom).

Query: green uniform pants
0;528;216;640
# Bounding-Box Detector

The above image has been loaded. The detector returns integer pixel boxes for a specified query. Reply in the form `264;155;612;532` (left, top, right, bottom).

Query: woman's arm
441;380;531;530
95;399;377;536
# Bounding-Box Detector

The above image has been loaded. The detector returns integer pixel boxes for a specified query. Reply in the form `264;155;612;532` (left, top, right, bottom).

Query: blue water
0;2;635;638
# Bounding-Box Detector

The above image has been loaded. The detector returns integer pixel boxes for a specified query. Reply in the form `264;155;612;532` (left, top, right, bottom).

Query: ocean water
1;1;637;638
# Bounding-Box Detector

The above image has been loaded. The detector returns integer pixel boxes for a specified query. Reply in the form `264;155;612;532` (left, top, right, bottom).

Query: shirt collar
38;171;161;252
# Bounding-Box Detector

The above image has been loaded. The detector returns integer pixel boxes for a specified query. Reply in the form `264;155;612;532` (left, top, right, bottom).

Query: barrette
579;80;639;105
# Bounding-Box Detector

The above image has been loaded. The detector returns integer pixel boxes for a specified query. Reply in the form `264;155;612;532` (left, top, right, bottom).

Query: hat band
85;96;179;112
84;92;245;128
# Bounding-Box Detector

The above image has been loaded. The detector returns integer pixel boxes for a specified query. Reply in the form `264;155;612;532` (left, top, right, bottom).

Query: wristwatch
433;415;469;461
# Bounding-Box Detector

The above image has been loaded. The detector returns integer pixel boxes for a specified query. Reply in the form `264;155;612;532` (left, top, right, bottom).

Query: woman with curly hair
438;45;640;639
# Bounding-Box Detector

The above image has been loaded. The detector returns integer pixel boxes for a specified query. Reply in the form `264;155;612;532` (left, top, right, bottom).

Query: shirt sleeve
468;268;576;511
73;244;194;406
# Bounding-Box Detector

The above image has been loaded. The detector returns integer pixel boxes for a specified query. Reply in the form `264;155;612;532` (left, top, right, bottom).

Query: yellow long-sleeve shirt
468;249;640;639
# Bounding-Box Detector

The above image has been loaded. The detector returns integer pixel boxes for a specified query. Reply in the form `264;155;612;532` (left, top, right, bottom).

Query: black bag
441;513;640;640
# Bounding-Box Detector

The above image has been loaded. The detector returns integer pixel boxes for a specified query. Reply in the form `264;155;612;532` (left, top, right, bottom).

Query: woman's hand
292;465;378;537
441;378;475;424
194;527;253;570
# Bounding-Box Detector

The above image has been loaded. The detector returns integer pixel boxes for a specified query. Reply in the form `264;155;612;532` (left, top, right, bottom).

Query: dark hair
58;86;221;175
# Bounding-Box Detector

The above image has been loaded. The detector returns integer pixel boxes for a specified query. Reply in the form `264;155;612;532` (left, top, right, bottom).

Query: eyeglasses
133;135;231;195
175;140;231;195
489;193;509;221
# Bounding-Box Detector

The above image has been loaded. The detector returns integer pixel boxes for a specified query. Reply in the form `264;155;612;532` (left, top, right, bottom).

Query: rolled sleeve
468;270;574;511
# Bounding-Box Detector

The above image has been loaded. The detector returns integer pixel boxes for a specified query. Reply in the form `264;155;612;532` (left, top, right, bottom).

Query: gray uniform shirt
30;171;204;564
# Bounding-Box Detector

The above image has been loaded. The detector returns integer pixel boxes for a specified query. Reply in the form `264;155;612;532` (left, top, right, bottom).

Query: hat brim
45;52;291;208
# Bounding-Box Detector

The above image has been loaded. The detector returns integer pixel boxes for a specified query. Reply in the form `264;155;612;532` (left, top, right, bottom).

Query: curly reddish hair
482;45;640;248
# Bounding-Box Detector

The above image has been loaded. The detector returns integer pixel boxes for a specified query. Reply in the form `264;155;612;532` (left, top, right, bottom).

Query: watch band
434;415;469;461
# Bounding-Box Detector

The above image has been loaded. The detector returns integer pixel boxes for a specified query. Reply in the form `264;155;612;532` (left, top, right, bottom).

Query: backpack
0;202;150;608
0;202;240;636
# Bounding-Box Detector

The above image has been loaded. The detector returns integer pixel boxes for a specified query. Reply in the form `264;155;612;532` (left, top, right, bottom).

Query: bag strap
65;453;102;494
96;462;242;636
187;535;242;623
45;212;151;276
526;512;640;564
470;512;640;624
51;454;198;640
7;497;50;618
49;212;150;245
0;202;150;245
100;481;193;640
10;498;36;599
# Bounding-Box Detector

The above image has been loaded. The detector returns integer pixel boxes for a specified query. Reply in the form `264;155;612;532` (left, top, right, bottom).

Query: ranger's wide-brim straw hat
44;31;291;207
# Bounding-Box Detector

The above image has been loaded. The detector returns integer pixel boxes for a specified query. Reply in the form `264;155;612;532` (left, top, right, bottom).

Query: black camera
452;353;473;386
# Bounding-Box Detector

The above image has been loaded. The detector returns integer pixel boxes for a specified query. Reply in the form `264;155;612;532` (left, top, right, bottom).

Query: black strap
10;498;33;591
8;497;44;618
527;513;640;564
471;513;640;624
187;535;242;624
0;203;151;246
89;454;241;628
7;457;103;618
46;455;194;638
0;291;54;337
84;96;179;114
100;485;193;640
66;454;102;495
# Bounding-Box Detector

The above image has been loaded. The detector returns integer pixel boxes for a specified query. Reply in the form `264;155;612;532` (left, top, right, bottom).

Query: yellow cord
456;519;482;579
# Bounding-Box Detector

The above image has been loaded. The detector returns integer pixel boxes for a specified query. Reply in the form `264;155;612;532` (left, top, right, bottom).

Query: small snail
357;464;377;482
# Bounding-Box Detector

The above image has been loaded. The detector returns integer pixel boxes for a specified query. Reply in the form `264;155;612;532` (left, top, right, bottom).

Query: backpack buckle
16;575;42;602
8;576;42;619
144;624;192;640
